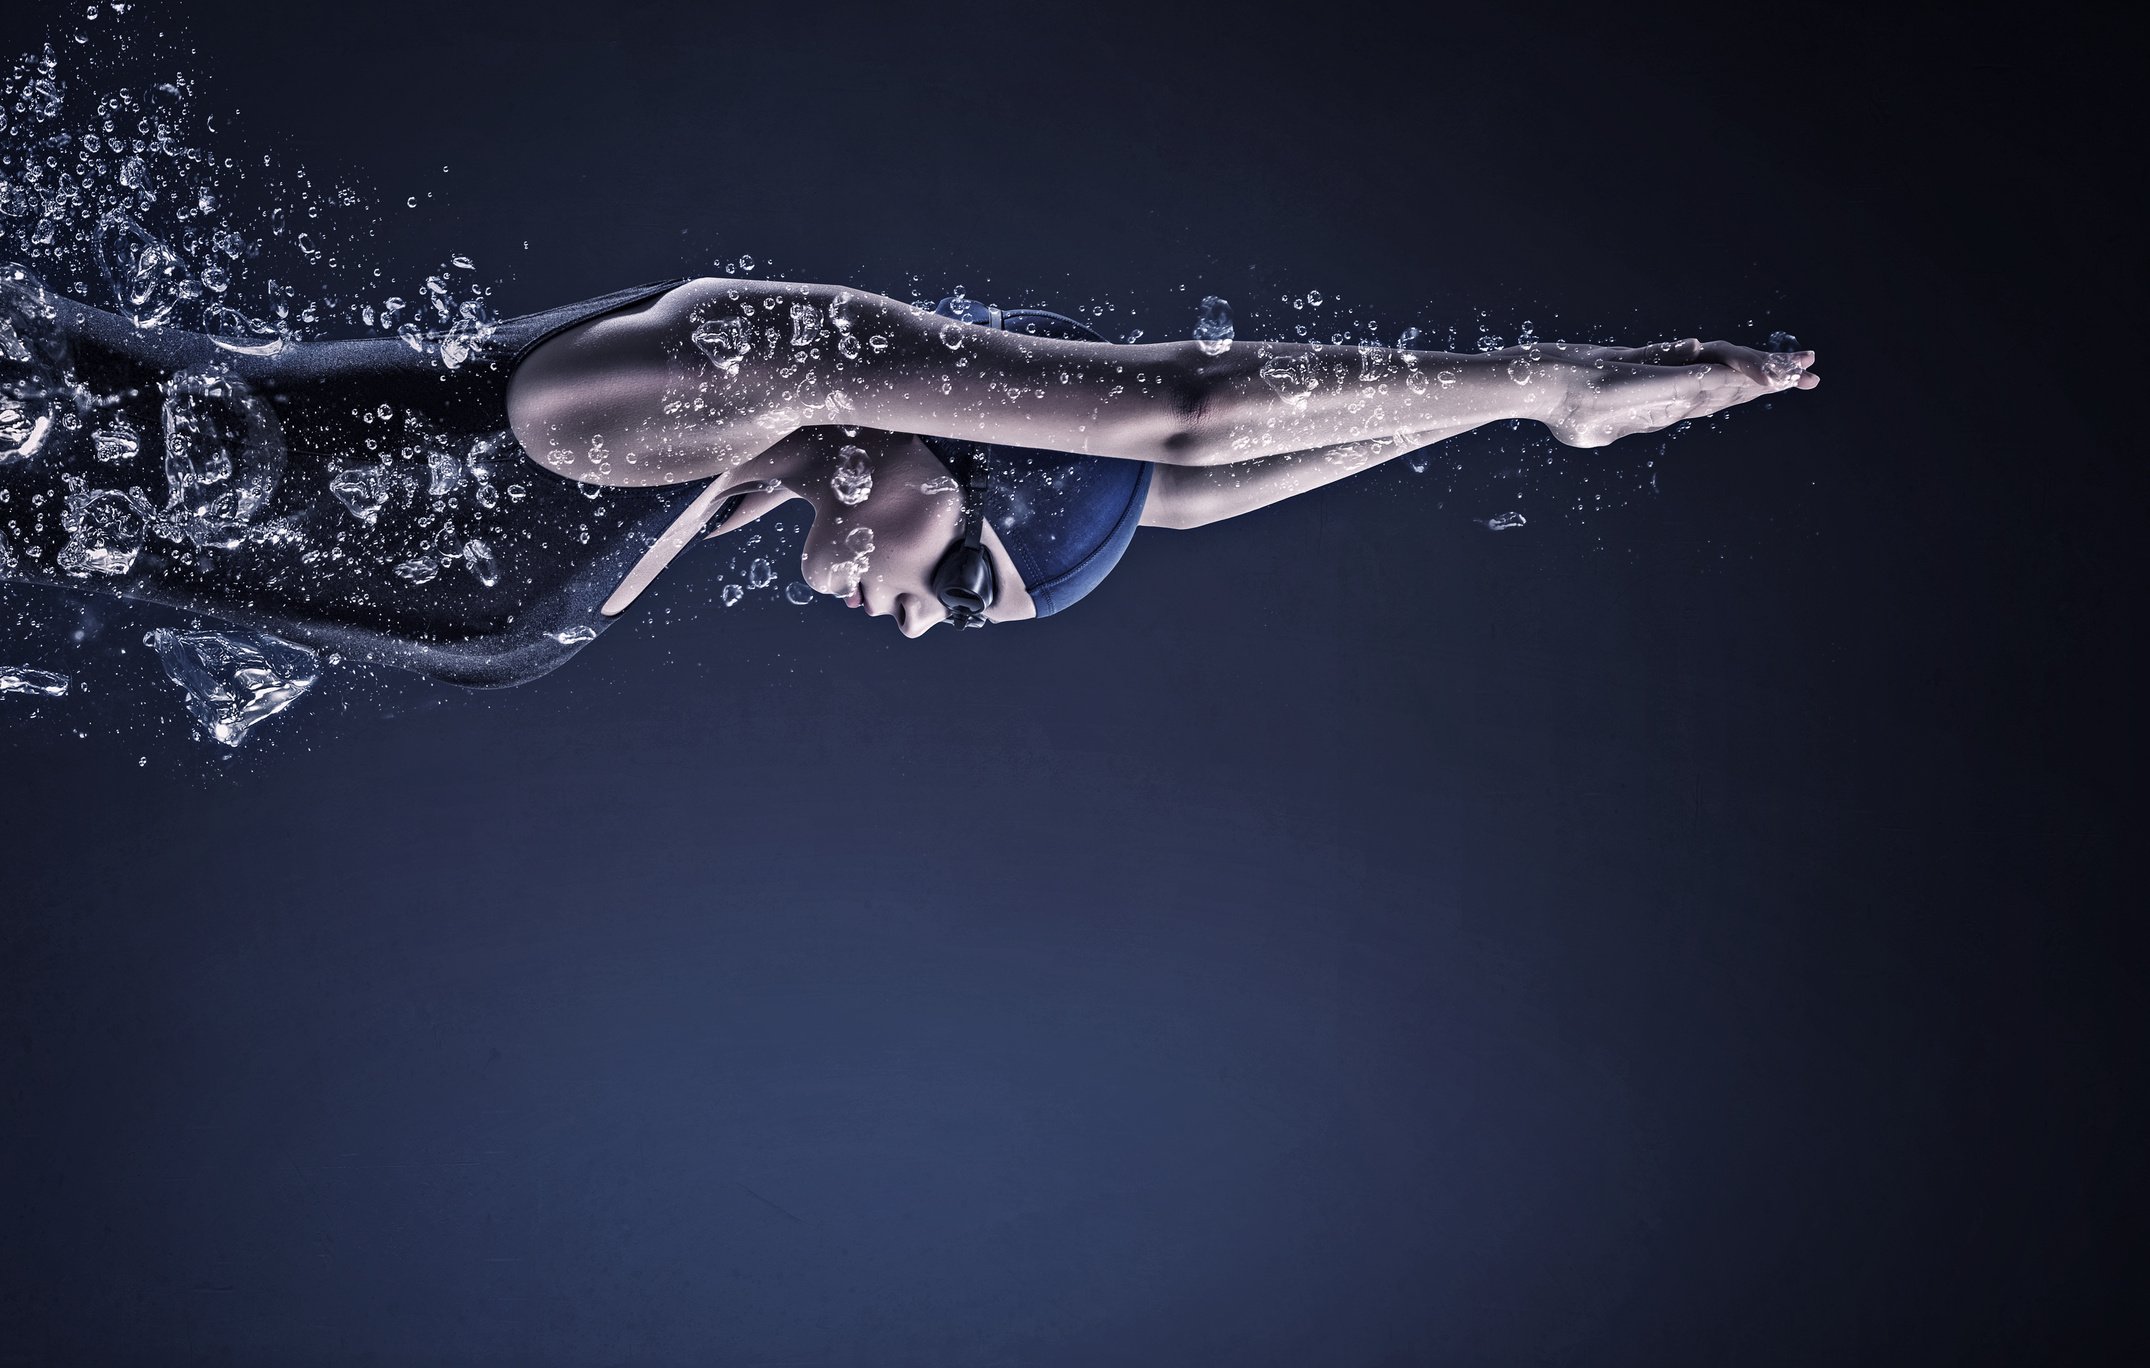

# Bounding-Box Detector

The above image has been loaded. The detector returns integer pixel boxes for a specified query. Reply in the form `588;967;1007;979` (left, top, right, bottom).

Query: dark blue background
3;3;2132;1364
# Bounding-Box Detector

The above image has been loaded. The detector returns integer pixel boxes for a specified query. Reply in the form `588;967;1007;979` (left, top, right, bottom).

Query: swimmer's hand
1542;339;1819;449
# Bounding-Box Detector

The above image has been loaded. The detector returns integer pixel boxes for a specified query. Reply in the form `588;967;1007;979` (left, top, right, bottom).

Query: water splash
1;664;70;697
160;369;285;546
143;628;319;747
93;211;188;327
0;262;66;464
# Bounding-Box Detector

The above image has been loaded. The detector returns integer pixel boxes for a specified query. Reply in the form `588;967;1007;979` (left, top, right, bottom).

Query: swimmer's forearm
1169;344;1564;468
1144;425;1469;529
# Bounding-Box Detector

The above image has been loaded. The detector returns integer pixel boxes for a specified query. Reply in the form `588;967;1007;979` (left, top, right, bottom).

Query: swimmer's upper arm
505;276;802;487
511;277;1203;487
683;279;1202;466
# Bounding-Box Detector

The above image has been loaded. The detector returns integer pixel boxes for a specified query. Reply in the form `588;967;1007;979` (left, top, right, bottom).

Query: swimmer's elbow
1147;348;1241;468
1137;468;1217;530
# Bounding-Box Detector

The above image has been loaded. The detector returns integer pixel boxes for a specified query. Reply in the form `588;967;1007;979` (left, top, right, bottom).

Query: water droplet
690;315;750;377
1484;511;1527;531
721;584;743;607
92;423;139;463
1258;354;1318;409
57;488;146;577
785;580;814;605
747;557;775;589
551;626;598;645
831;445;873;505
464;538;499;587
426;447;466;496
328;463;395;524
1192;296;1234;356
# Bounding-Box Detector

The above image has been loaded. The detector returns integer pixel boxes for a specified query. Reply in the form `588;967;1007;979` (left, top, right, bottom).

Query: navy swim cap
918;297;1152;618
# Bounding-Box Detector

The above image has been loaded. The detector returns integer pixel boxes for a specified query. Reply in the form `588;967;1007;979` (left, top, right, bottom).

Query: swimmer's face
721;432;1033;637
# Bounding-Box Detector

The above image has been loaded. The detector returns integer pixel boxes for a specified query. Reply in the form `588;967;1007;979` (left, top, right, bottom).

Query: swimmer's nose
895;594;936;638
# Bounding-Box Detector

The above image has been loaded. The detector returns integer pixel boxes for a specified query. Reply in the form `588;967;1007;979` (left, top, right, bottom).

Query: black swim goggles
926;441;995;629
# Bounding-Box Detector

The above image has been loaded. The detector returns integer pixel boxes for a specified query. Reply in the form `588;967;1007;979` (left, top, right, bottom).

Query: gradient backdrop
2;4;2132;1365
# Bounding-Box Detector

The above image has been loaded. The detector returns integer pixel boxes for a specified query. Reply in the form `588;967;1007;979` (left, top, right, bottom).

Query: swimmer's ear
703;487;794;538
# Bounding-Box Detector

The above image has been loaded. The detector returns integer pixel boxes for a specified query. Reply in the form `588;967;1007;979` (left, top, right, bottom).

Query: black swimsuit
2;275;704;687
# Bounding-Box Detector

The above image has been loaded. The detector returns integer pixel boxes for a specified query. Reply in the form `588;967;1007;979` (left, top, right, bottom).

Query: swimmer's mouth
845;586;864;610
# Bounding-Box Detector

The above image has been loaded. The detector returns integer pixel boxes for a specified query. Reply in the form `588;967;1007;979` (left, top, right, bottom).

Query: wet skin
505;279;1818;629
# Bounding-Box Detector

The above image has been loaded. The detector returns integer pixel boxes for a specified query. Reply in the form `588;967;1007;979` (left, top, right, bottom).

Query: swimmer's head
710;423;1151;636
706;429;1035;637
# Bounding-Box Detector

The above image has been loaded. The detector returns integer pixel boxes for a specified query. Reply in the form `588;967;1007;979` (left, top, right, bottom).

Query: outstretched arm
508;279;1818;487
1138;339;1819;529
1142;430;1451;529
